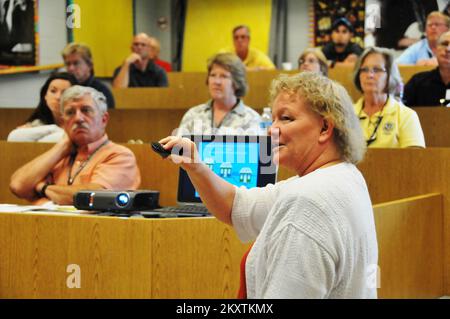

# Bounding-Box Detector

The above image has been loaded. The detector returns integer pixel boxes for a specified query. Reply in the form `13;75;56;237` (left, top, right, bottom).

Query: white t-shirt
231;162;378;298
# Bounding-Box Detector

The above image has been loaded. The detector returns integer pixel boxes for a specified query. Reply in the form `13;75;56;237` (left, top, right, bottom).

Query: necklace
67;140;109;185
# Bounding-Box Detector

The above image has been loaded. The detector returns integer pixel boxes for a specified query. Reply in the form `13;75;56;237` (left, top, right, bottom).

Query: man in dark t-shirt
62;43;115;109
403;30;450;107
321;17;363;66
112;33;168;88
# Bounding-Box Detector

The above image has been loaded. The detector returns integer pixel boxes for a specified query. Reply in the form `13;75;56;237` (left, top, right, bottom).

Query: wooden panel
374;193;443;299
0;213;249;298
413;107;450;147
113;87;210;109
0;109;34;141
0;213;154;298
106;109;187;143
151;218;250;298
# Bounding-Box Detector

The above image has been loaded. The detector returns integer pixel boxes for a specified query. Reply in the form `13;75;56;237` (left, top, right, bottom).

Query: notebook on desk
144;135;277;217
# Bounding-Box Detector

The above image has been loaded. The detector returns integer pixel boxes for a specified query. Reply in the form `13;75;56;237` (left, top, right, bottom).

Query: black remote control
151;142;171;158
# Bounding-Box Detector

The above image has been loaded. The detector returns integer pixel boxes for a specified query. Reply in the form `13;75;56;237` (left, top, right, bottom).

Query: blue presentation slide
195;142;259;197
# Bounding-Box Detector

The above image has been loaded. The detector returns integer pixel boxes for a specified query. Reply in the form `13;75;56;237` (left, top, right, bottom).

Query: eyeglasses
233;35;249;40
438;40;450;47
359;67;387;74
427;22;447;28
298;58;319;65
208;73;232;80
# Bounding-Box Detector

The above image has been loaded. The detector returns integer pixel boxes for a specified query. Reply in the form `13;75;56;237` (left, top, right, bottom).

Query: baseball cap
331;17;354;33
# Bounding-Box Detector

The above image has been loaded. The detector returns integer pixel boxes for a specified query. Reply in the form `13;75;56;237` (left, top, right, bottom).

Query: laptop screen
177;135;277;203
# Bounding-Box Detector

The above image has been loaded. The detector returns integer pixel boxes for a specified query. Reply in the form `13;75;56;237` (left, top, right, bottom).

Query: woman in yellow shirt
352;47;425;148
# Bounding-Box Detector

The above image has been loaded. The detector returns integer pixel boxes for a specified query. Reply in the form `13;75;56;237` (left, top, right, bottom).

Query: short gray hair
269;72;366;164
60;85;108;113
353;47;403;95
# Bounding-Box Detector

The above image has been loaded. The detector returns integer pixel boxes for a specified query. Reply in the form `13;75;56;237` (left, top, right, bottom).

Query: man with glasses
10;86;141;205
226;25;275;71
404;30;450;106
62;43;115;109
396;11;449;66
113;33;168;88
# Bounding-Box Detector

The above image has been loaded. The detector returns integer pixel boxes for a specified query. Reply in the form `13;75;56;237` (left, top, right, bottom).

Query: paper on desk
0;202;92;214
0;204;40;213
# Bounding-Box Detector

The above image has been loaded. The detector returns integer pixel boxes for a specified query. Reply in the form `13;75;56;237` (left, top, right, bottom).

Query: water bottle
260;107;272;134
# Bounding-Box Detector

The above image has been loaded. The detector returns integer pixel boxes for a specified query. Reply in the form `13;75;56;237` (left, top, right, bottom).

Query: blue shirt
396;39;433;65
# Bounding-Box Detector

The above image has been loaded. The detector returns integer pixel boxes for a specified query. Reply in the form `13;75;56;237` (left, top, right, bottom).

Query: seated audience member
298;48;329;76
353;47;425;148
158;72;378;298
7;72;77;142
112;33;168;88
225;25;275;71
177;52;261;135
9;86;141;205
322;17;363;67
62;43;115;108
396;11;449;66
403;30;450;106
148;36;172;72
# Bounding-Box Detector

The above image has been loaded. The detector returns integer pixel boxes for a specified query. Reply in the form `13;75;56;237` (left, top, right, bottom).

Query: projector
74;190;159;212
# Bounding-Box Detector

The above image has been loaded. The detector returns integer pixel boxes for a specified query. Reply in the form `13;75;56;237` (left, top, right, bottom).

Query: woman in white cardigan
7;72;76;142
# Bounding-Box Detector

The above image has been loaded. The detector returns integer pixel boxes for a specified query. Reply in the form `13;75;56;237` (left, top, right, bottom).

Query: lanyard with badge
358;101;386;146
67;140;109;185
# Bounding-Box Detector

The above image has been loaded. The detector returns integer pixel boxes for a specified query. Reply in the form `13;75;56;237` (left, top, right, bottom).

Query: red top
237;244;253;299
155;59;172;72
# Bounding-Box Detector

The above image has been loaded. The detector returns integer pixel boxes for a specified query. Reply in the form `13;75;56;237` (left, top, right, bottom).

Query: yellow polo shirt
354;96;426;148
220;47;276;70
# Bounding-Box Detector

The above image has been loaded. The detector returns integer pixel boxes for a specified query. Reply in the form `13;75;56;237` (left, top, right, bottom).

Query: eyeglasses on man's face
427;22;447;28
359;66;387;74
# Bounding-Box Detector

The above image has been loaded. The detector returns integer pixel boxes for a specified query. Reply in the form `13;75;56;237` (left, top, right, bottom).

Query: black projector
74;190;159;212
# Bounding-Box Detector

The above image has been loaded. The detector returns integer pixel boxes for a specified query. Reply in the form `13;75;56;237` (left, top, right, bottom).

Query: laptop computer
144;135;277;217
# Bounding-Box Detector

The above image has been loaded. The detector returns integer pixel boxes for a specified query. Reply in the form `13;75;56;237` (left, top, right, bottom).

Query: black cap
331;17;354;33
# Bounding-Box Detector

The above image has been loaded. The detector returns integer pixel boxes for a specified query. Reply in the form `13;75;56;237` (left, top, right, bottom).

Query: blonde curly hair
269;72;366;164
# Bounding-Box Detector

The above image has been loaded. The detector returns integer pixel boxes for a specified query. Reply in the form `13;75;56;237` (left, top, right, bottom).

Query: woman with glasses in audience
177;53;261;135
298;48;329;76
7;72;77;142
353;47;425;148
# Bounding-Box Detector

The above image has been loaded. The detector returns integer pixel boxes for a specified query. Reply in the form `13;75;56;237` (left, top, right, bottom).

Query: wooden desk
0;192;443;298
0;213;250;298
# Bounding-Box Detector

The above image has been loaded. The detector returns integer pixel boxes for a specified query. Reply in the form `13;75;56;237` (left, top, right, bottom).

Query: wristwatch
39;183;52;198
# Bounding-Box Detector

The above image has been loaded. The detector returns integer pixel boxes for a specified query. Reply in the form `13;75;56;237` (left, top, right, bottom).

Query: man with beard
112;32;168;88
403;30;450;106
321;17;363;67
9;86;141;205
